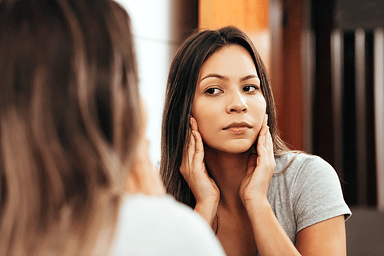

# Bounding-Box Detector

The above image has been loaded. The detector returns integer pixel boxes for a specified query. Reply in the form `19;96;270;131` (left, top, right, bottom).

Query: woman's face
191;45;266;154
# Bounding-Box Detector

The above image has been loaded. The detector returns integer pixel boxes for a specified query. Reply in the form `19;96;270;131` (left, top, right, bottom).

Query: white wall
117;0;171;168
116;0;197;167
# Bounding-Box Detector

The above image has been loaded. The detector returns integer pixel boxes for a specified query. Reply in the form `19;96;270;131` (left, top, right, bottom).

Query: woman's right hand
179;117;220;225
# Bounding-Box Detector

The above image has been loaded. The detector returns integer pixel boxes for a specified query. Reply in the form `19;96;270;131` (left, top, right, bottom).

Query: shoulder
274;152;338;183
111;194;225;256
275;152;331;172
269;152;350;239
274;152;345;200
275;153;351;230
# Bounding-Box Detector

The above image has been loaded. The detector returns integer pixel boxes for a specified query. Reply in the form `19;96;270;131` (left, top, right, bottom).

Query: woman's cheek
197;124;214;146
197;123;209;140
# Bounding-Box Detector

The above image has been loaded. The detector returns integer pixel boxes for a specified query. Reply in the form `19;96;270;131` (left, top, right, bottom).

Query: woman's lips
225;126;250;134
223;122;252;134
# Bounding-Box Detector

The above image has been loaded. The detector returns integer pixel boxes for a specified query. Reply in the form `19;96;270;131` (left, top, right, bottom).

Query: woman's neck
204;147;251;209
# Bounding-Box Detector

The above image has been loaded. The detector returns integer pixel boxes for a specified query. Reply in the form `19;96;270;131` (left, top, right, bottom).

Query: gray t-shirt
267;152;351;245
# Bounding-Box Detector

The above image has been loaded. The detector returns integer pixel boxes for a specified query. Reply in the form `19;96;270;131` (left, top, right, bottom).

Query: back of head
0;0;139;255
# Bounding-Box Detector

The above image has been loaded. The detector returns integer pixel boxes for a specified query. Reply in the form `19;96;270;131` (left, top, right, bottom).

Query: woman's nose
226;91;247;113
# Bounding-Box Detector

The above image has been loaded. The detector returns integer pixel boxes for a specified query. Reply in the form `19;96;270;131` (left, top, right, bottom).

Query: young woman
161;26;351;256
0;1;225;255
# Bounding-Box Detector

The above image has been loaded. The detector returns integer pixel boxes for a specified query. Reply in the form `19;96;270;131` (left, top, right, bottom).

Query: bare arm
244;199;347;255
295;215;346;255
244;198;300;255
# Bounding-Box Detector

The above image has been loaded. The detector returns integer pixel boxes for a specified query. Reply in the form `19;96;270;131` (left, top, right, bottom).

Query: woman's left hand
239;114;275;205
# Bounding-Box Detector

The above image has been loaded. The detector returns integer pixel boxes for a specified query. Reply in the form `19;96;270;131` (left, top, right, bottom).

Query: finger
192;130;205;165
180;138;187;168
180;132;194;178
258;122;269;140
258;114;269;148
263;113;268;127
191;117;199;131
266;129;274;160
256;127;268;164
187;130;195;166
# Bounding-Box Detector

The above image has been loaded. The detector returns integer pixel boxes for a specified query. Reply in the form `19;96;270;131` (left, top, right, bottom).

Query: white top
111;194;226;256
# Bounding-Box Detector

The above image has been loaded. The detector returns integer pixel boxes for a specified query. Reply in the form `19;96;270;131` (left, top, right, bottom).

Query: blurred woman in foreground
0;0;225;255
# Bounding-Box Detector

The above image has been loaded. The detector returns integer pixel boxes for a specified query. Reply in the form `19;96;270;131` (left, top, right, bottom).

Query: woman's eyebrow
200;74;229;82
240;74;259;82
200;74;259;83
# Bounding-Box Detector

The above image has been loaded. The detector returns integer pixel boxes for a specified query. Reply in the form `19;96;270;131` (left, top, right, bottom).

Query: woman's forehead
197;45;258;83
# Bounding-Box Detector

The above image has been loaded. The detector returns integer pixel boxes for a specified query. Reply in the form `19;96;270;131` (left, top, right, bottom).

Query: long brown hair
0;0;139;255
160;26;290;208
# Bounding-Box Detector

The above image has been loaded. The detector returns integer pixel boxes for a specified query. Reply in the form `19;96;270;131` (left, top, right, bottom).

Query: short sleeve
111;194;226;256
291;156;351;233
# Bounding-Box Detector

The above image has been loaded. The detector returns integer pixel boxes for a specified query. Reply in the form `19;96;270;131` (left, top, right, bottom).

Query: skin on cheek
191;108;214;147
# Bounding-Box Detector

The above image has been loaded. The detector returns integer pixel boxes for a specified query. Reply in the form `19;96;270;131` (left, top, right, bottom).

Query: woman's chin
205;143;254;155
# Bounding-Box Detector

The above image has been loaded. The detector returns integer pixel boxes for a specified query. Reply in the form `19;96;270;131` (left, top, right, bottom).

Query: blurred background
117;0;384;254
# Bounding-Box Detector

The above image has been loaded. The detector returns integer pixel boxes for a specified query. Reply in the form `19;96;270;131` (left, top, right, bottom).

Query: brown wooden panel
282;0;303;150
199;0;269;31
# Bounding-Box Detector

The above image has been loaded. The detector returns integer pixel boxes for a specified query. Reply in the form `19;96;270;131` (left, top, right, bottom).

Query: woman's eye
205;88;222;95
243;85;258;92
